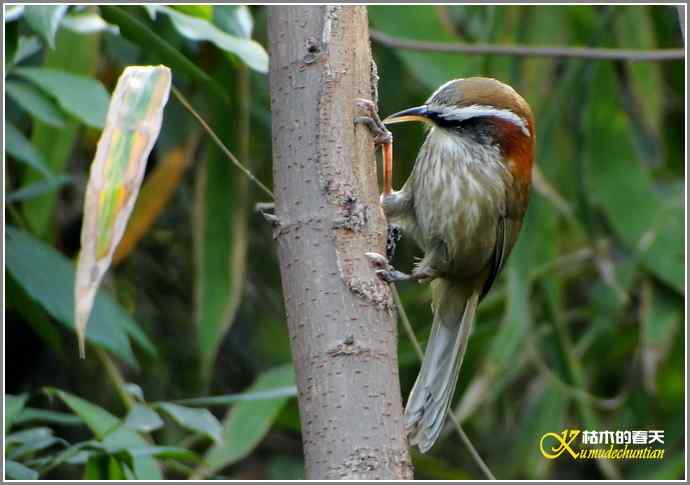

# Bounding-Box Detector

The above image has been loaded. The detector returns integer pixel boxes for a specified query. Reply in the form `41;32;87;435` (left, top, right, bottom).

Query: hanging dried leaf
75;65;171;358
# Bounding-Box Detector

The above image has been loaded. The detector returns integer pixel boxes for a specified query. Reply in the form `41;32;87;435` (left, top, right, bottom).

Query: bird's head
384;77;535;179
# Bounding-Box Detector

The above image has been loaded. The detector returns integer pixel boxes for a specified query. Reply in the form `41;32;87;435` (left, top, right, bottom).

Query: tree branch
267;6;413;479
370;29;685;62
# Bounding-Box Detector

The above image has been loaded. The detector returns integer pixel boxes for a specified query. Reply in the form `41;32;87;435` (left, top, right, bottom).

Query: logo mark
540;429;581;459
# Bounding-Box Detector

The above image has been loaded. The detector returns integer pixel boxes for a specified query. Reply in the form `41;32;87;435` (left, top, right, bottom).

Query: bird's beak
383;105;431;125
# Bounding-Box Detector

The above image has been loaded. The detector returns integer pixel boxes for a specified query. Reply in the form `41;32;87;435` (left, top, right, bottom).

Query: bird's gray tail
404;279;479;453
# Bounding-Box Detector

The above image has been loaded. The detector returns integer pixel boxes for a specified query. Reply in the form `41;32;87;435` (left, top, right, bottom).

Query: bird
359;77;535;452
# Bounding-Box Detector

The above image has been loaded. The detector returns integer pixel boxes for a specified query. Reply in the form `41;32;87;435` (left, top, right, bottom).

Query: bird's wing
479;217;507;300
479;170;528;301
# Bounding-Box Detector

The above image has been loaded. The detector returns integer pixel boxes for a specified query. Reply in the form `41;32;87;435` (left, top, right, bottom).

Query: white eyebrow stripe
436;104;531;137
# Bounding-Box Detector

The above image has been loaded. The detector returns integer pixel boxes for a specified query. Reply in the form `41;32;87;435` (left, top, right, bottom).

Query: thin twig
393;287;424;359
447;413;496;481
171;86;274;200
392;286;496;481
370;30;685;62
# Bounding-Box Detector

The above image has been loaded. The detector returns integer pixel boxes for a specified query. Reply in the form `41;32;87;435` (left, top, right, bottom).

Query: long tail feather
404;279;479;453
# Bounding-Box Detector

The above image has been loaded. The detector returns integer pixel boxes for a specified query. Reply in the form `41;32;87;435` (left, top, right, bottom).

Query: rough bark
267;6;413;480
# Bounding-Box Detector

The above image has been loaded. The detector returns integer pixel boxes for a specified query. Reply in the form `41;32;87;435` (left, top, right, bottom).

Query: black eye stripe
429;113;498;130
426;106;531;138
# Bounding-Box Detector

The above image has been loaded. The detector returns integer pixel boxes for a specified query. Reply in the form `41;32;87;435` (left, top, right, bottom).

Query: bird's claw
365;251;390;270
255;202;279;226
365;252;411;283
376;269;411;283
354;99;393;146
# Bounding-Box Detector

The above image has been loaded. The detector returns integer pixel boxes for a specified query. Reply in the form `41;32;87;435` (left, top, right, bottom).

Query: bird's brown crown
427;77;535;137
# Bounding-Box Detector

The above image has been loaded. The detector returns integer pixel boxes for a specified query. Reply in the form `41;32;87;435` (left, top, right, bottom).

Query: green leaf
15;407;83;427
195;83;250;381
124;383;145;402
9;36;43;69
488;264;531;372
124;404;164;433
588;65;683;293
203;365;295;474
173;5;213;20
9;435;66;460
6;227;156;367
5;393;29;433
101;427;161;479
83;454;106;479
14;67;110;129
5;5;25;22
37;440;105;474
6;427;54;445
175;386;297;407
61;12;117;34
107;455;127;480
510;382;570;479
83;453;129;480
155;402;223;444
99;6;228;103
21;27;101;237
7;175;72;204
6;80;66;127
23;5;69;48
5;460;39;480
641;284;680;391
45;389;119;439
213;6;253;38
642;287;679;347
5;19;18;67
127;445;201;462
616;7;664;132
5;121;52;177
76;442;200;468
146;5;268;73
6;274;65;356
48;388;162;479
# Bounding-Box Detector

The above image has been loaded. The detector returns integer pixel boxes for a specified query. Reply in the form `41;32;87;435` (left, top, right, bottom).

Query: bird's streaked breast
411;128;511;271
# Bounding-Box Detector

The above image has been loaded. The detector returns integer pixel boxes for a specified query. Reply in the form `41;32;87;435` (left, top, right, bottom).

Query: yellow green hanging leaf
75;65;172;358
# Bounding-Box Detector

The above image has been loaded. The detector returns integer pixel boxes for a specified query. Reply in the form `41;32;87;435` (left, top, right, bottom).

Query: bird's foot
354;99;393;146
365;252;409;282
365;251;428;283
255;202;279;226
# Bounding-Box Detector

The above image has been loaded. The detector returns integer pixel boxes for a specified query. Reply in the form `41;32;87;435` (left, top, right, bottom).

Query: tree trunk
267;6;413;480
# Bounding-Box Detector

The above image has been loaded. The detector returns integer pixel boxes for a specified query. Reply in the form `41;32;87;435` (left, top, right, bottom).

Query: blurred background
4;4;685;480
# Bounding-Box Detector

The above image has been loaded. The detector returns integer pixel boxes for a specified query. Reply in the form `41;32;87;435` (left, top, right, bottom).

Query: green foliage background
4;4;685;480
